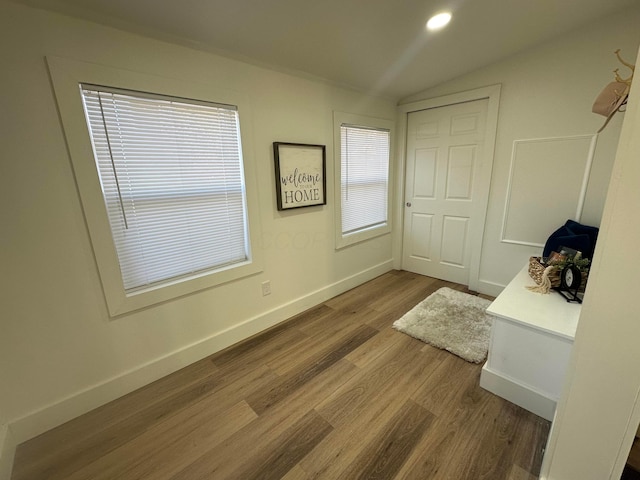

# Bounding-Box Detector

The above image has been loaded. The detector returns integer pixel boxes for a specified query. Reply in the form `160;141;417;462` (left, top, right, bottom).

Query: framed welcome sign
273;142;326;210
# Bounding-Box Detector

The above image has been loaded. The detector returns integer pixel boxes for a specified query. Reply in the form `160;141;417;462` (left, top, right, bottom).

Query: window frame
333;111;393;249
48;56;263;316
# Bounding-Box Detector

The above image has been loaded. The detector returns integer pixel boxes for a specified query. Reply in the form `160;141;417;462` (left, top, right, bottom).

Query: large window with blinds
81;85;250;293
334;112;393;248
47;56;263;315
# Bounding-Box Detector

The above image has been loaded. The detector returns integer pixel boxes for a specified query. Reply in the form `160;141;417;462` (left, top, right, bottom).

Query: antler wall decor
613;48;635;87
592;49;635;133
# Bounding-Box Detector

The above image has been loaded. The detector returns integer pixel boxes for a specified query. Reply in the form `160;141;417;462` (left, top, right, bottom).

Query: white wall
0;1;396;445
0;423;14;480
3;3;640;477
0;397;12;480
398;6;640;293
540;43;640;480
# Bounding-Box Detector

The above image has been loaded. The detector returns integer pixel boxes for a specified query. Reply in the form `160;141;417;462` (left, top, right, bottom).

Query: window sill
335;223;391;249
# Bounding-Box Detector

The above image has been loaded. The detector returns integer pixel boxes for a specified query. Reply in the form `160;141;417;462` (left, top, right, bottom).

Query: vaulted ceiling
12;0;639;99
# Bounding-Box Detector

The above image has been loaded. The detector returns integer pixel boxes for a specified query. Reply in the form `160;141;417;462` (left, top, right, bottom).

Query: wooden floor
623;437;640;479
11;270;549;480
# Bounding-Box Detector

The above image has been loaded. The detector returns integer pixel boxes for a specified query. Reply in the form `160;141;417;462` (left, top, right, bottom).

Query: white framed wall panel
501;134;597;247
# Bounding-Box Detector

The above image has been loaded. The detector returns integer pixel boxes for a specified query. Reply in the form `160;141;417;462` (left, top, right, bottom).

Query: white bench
480;265;581;421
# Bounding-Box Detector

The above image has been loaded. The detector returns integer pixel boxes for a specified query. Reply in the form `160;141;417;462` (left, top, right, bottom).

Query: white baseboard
480;363;556;421
477;278;506;297
0;424;15;480
8;260;394;444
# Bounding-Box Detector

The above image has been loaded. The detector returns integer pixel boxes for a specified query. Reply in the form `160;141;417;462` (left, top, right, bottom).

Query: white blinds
81;85;249;293
340;125;390;235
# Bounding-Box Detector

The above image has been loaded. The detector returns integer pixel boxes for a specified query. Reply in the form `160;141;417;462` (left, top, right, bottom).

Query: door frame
393;85;501;291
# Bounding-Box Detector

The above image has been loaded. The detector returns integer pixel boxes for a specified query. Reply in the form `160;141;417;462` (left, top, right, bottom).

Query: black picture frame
273;142;326;210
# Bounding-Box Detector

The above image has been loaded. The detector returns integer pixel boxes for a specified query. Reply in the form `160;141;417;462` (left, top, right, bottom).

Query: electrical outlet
261;280;271;296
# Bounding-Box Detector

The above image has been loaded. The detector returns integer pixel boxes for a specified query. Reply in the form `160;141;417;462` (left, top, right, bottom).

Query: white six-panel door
402;99;489;285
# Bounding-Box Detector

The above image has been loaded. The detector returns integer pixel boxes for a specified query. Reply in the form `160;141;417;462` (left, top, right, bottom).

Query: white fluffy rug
392;287;493;364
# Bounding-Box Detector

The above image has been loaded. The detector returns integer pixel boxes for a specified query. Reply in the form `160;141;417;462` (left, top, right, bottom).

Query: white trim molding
47;56;264;316
333;111;395;249
500;134;597;248
480;364;557;421
477;278;507;297
7;260;393;445
394;84;502;291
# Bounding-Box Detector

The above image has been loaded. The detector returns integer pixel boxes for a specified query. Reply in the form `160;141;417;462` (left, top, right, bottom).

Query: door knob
406;202;412;207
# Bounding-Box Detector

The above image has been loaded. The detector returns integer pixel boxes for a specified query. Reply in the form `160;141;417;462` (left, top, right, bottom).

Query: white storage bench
480;265;581;421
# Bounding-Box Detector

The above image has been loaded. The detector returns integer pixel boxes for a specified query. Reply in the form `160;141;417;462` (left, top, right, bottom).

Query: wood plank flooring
11;270;550;480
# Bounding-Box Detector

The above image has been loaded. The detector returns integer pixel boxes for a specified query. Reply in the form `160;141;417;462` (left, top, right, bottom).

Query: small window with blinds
339;123;391;239
80;85;250;293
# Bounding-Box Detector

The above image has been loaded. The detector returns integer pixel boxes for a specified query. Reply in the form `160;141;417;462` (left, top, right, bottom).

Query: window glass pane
340;125;390;235
81;86;249;292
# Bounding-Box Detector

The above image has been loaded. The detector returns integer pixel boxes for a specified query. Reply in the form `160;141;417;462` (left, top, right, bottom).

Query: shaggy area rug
392;287;493;364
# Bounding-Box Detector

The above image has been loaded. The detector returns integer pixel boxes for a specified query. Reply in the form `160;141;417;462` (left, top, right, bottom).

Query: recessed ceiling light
426;12;452;31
